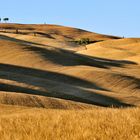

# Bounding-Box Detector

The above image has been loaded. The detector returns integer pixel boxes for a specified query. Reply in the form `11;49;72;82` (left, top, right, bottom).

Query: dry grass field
0;23;140;140
0;105;140;140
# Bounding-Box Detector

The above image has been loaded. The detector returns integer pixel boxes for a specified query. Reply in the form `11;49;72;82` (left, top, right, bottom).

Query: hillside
0;24;139;108
0;23;140;140
0;23;120;41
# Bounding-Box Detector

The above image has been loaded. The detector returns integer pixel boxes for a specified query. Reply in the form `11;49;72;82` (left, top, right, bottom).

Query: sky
0;0;140;37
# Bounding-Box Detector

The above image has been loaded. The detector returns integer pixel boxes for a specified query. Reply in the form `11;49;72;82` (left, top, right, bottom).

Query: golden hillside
0;23;140;140
0;24;139;108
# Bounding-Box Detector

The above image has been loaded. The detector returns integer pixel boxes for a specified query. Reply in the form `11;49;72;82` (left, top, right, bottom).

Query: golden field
0;105;140;140
0;23;140;140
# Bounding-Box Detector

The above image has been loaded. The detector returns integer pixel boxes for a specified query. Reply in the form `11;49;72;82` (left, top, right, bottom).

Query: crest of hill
0;23;121;41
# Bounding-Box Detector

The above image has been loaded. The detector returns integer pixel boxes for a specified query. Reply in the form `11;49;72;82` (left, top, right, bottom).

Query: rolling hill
0;23;140;139
0;24;139;108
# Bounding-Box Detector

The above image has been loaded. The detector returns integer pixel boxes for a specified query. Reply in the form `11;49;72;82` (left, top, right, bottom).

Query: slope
0;24;139;108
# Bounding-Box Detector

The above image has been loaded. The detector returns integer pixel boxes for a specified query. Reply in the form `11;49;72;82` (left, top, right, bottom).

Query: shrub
74;38;91;45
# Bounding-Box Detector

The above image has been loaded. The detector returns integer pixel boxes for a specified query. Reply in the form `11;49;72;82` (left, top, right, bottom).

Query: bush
74;38;91;45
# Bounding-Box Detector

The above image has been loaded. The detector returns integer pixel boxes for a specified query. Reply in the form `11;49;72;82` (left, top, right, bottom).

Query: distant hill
0;23;121;41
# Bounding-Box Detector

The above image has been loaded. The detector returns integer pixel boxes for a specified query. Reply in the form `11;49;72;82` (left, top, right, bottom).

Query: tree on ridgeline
3;18;9;23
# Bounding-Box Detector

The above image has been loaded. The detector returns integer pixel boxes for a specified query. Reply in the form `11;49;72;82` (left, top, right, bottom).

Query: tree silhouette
3;18;9;23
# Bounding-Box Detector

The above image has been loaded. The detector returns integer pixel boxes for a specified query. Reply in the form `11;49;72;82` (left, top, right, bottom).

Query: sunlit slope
0;92;95;109
80;38;140;60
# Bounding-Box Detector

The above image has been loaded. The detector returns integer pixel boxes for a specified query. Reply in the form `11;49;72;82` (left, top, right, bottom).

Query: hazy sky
1;0;140;37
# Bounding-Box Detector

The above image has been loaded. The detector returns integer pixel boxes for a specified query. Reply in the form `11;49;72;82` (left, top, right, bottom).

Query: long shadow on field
0;34;137;68
0;63;134;108
0;63;107;91
23;45;137;68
